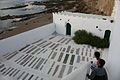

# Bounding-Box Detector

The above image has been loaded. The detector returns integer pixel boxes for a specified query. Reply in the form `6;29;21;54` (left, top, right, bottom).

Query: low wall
0;23;55;55
61;63;88;80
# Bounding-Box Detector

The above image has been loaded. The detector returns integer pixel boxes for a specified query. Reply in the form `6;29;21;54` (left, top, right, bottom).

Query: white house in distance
0;0;120;80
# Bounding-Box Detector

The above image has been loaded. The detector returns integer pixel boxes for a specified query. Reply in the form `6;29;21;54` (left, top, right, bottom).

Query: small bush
73;30;110;48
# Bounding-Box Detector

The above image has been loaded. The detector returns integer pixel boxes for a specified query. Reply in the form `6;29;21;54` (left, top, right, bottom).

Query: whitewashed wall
0;23;55;55
61;63;88;80
53;12;113;39
107;0;120;80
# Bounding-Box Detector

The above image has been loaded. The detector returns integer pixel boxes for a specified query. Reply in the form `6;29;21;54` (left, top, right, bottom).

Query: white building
0;0;120;80
53;11;113;40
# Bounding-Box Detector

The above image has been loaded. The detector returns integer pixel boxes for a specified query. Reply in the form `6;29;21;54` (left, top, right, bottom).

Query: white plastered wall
0;23;55;55
53;12;113;39
107;0;120;80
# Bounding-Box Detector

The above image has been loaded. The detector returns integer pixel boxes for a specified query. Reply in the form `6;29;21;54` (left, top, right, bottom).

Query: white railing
61;62;90;80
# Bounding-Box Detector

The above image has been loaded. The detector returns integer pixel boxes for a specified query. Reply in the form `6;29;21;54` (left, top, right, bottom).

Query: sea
0;0;49;29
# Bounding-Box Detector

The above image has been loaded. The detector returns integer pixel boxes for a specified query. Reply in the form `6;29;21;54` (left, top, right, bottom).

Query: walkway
0;34;103;80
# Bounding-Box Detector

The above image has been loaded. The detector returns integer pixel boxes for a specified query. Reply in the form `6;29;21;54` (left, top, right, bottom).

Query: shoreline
0;0;114;40
0;13;53;40
0;0;114;21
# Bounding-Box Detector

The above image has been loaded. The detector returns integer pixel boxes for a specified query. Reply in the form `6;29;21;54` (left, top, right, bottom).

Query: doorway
104;30;111;41
66;23;71;35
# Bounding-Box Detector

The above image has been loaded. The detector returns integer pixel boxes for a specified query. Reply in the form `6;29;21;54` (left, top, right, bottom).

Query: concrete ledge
0;23;55;55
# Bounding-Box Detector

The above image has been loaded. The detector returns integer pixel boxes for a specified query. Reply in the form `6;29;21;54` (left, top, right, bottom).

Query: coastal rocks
0;5;28;10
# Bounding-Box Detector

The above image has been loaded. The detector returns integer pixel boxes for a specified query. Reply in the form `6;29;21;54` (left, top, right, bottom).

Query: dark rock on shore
0;5;28;10
0;11;46;20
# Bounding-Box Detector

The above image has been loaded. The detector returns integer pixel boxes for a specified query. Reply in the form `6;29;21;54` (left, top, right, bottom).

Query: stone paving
0;34;103;80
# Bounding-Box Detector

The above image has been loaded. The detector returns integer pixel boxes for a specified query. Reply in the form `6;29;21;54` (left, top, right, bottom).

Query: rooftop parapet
53;11;114;21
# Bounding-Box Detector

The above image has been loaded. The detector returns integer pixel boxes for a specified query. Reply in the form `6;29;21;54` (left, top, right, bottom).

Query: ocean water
0;0;49;28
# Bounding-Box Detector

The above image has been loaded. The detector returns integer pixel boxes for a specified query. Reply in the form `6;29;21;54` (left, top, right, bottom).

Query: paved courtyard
0;34;103;80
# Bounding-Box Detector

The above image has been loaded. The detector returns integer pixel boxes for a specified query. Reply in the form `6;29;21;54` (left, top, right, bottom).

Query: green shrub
73;30;110;48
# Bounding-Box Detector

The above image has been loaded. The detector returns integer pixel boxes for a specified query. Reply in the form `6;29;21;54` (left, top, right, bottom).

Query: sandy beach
0;13;53;40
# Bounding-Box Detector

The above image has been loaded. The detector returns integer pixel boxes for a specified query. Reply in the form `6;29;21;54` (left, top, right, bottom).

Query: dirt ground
96;0;114;16
0;13;53;40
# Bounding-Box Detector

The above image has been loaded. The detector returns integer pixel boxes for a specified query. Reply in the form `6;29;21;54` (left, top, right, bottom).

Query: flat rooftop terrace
0;34;103;80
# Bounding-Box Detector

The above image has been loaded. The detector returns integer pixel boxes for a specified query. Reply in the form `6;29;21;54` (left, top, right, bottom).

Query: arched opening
104;30;111;41
66;23;71;35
